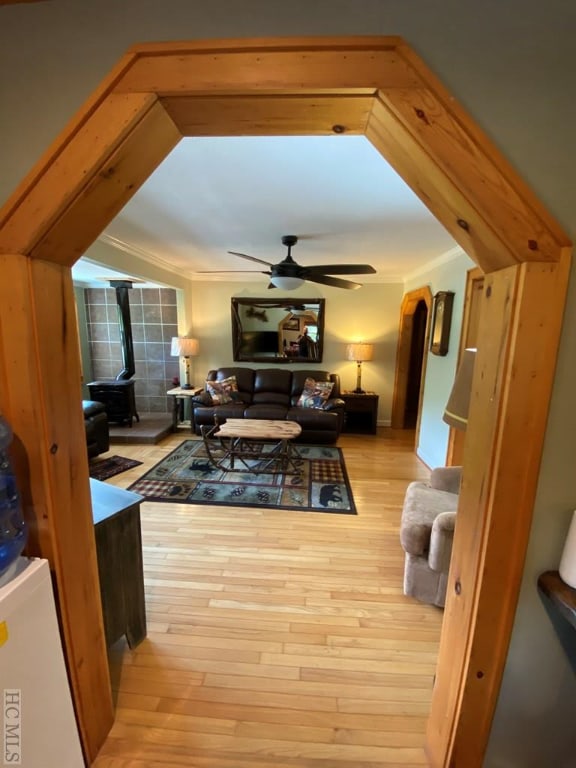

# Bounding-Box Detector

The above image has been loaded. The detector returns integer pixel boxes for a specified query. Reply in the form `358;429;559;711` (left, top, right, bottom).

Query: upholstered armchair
399;465;461;608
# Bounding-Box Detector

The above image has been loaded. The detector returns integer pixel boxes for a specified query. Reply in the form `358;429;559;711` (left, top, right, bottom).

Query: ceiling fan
200;235;376;290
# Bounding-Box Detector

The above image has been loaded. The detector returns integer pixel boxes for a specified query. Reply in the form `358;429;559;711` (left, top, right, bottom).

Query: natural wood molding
0;255;113;762
0;94;181;259
391;286;433;431
395;42;570;262
428;256;572;763
160;95;373;136
0;36;572;766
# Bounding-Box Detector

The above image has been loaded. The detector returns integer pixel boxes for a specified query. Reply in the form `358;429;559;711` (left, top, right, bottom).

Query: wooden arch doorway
0;37;571;767
391;286;433;435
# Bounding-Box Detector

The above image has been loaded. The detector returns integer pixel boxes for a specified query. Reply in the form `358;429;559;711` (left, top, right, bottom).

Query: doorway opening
391;286;433;438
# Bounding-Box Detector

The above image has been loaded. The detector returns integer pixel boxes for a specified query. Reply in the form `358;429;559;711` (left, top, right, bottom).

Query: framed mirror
231;298;325;363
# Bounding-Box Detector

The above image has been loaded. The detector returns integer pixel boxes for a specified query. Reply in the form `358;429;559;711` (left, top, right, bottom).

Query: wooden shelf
537;570;576;631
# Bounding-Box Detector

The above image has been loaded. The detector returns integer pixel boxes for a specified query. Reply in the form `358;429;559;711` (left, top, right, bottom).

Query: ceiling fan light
270;275;304;290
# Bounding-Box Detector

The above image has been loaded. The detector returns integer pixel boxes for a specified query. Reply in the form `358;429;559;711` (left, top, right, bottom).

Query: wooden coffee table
201;418;303;474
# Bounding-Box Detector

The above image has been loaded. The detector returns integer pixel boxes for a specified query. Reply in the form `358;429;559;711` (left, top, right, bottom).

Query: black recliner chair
83;400;110;458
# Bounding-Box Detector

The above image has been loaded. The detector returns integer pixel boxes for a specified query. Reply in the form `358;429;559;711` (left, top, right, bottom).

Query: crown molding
97;233;463;287
97;233;186;277
402;245;468;283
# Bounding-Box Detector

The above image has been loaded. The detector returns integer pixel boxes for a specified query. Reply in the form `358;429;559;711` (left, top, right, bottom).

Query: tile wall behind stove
84;286;180;414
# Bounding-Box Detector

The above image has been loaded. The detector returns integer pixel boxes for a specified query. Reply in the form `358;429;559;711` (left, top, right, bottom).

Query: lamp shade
443;348;476;430
346;343;374;363
171;337;199;357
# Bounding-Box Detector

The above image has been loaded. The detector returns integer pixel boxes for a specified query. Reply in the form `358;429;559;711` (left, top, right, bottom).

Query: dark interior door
404;300;428;428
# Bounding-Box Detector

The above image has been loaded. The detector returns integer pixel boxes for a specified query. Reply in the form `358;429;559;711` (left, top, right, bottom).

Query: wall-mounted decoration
231;298;325;363
430;291;455;356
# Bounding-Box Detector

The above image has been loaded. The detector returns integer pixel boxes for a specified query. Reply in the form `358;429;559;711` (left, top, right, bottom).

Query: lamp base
353;387;366;394
181;383;192;390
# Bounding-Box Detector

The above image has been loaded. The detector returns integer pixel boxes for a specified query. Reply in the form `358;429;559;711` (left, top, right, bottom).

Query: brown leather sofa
83;400;110;458
192;367;346;444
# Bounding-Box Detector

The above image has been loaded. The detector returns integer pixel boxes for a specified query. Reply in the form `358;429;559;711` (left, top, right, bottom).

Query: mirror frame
231;297;325;363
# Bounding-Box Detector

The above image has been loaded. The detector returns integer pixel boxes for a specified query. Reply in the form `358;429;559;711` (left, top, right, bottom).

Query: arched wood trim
0;37;571;766
391;285;433;434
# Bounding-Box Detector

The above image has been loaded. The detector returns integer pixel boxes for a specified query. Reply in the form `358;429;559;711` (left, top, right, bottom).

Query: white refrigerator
0;557;85;767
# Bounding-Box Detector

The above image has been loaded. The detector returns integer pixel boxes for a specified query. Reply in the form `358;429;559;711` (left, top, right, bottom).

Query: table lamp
346;342;374;394
171;337;199;389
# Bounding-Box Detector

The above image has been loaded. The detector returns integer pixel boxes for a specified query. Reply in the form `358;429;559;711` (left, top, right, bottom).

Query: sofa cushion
252;368;291;406
244;404;290;420
287;406;339;431
206;375;238;405
296;377;334;408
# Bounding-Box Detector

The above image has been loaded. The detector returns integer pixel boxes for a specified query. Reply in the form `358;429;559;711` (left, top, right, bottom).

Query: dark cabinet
341;392;379;434
90;478;146;648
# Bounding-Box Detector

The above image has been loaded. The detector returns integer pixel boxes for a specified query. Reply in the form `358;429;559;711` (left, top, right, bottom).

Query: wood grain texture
161;95;372;136
366;97;511;273
91;429;440;767
0;257;113;762
395;42;571;261
427;257;572;767
0;94;166;255
117;39;420;94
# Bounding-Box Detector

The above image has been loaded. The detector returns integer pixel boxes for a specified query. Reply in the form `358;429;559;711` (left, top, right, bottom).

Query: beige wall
190;280;403;423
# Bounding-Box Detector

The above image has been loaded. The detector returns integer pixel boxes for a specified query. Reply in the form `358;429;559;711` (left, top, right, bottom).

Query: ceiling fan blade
228;251;273;267
304;264;376;275
196;269;268;274
305;274;363;290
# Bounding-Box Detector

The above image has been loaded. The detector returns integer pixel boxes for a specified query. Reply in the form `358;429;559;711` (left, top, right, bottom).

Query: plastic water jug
0;416;28;580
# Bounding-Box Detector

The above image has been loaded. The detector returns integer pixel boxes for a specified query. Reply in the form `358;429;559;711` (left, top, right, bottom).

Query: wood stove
88;280;140;427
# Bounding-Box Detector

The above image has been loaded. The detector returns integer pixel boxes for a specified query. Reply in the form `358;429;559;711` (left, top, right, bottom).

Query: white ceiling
73;135;459;289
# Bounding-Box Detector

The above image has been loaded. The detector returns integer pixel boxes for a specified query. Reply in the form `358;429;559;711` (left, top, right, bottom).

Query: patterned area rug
127;439;356;514
89;455;143;481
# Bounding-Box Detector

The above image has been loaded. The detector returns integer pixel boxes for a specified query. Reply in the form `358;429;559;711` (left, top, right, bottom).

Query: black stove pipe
110;280;135;381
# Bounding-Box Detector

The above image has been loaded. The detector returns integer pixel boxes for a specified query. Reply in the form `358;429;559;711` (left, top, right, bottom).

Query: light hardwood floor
92;427;442;768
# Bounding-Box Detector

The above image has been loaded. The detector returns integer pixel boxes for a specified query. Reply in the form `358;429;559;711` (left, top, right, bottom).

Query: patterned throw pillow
296;377;334;409
206;375;239;405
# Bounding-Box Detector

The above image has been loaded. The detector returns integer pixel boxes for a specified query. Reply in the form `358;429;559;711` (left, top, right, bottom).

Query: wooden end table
341;391;379;434
167;386;203;432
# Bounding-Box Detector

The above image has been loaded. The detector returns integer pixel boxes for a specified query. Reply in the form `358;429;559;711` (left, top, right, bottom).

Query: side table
341;392;379;434
167;386;203;432
90;478;146;649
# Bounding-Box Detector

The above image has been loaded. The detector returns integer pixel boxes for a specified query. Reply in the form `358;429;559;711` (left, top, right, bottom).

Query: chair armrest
192;391;213;406
323;397;345;412
429;511;456;572
430;466;462;494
